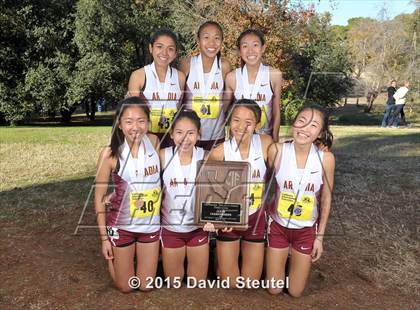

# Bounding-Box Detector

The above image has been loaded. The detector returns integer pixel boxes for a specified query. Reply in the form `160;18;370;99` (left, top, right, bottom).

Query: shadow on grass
7;114;115;127
330;104;385;126
0;177;97;232
333;131;420;157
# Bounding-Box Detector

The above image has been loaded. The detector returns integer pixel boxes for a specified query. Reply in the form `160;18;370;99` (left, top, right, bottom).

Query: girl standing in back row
225;29;282;142
128;28;186;147
180;21;232;150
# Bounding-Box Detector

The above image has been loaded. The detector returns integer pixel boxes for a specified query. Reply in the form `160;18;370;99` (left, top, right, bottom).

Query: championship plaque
194;160;250;230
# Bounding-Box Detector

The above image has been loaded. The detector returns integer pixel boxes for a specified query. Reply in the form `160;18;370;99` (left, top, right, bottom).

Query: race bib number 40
277;192;314;221
130;188;161;218
192;95;220;119
150;108;177;133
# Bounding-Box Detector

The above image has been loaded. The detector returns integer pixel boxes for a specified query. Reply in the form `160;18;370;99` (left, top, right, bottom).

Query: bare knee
267;287;282;295
288;287;304;298
115;282;132;293
139;285;153;292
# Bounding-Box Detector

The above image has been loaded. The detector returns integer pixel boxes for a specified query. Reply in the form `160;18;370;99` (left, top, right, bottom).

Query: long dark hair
293;104;333;149
197;21;224;69
227;98;262;125
110;97;150;158
236;28;265;68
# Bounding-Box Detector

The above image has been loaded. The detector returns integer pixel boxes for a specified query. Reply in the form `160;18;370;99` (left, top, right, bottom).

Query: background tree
70;0;174;120
0;0;77;124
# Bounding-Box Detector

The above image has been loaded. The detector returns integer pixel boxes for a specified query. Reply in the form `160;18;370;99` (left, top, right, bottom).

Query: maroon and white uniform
184;54;225;145
268;142;324;254
143;62;182;144
106;136;161;247
217;134;267;241
161;146;208;248
234;64;273;135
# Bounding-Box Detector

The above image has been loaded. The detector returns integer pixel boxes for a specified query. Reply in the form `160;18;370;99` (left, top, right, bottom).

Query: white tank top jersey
111;135;161;233
143;62;182;134
223;134;267;216
234;64;273;135
185;54;225;141
272;142;324;229
162;146;205;232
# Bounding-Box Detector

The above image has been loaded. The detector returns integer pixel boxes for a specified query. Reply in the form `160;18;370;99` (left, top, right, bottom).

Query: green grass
0;126;110;191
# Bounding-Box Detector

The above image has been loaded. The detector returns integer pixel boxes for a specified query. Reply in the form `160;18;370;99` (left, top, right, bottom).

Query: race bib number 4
150;108;177;133
277;192;314;221
130;188;161;218
249;183;263;210
192;95;220;119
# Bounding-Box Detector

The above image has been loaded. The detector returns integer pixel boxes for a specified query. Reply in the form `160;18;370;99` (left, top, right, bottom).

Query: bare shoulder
260;134;273;147
130;67;145;79
128;67;146;95
99;146;113;161
159;148;166;167
225;70;236;87
221;58;232;73
147;133;160;150
97;146;116;171
269;67;282;82
179;56;191;75
322;151;335;166
209;143;224;161
268;142;282;157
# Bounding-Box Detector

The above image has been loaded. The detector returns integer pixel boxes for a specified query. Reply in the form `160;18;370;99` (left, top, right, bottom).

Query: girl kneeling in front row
95;97;161;292
160;110;209;285
207;99;273;288
266;104;335;297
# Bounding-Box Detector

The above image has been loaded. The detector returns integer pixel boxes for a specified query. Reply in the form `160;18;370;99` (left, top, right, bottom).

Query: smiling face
239;33;266;66
118;106;149;145
170;117;200;153
229;106;258;142
198;24;223;59
292;108;324;146
149;35;177;67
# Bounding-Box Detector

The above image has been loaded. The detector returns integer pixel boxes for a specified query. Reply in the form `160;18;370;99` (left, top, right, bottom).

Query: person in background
390;81;410;128
380;80;396;128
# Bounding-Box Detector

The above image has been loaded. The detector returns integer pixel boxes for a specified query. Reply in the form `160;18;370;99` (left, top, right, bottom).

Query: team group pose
95;22;335;297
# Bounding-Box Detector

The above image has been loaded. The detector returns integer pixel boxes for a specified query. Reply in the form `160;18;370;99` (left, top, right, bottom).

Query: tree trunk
60;106;77;123
364;90;378;113
89;97;96;121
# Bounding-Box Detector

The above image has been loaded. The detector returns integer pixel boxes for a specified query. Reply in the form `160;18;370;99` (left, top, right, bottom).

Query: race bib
106;226;119;239
149;108;177;133
260;105;267;129
277;192;314;221
249;183;263;210
192;95;220;119
130;188;161;218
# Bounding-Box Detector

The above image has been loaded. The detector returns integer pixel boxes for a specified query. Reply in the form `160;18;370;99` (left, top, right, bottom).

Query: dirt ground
0;189;417;310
